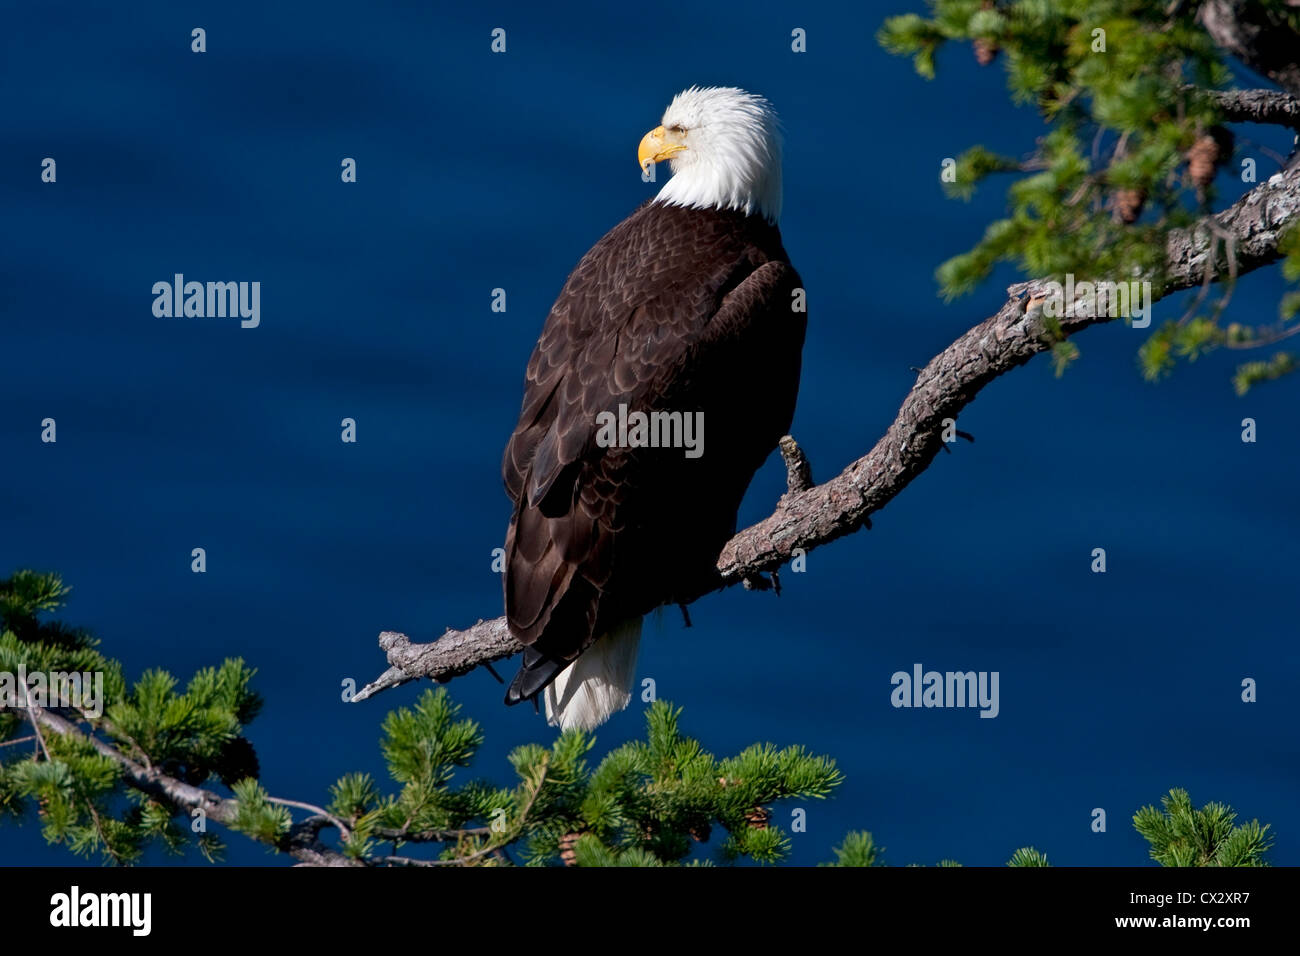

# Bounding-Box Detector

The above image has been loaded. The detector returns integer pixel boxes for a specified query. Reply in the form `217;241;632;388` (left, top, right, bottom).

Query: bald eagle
501;87;806;731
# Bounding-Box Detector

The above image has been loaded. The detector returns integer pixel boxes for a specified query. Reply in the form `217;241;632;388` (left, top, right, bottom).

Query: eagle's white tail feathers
544;618;643;732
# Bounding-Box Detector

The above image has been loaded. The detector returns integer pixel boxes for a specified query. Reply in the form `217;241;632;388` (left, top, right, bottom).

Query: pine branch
355;163;1300;703
27;708;360;867
368;823;492;843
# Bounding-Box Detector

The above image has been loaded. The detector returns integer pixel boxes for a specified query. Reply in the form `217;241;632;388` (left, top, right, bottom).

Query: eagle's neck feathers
653;87;783;223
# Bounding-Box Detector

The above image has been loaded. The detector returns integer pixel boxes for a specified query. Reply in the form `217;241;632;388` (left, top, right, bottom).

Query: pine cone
1186;127;1234;189
974;0;999;65
1112;187;1147;225
688;822;712;842
745;807;771;830
558;831;581;867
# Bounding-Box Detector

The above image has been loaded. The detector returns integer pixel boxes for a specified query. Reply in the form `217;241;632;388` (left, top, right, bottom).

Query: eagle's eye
668;125;686;134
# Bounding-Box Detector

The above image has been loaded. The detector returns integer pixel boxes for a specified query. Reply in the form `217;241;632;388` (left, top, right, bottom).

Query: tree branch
355;162;1300;703
29;708;361;867
1200;1;1300;97
1204;88;1300;128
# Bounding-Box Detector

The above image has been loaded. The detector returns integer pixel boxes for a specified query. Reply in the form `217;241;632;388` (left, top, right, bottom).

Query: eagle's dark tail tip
504;646;569;707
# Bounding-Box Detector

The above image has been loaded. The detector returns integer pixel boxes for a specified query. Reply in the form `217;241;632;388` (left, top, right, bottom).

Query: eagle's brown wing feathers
502;202;805;703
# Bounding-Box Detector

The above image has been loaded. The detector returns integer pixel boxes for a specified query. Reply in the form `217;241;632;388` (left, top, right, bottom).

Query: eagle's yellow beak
638;126;687;172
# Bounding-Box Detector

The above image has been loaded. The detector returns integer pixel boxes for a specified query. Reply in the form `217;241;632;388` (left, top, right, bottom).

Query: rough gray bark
1200;1;1300;97
355;125;1300;705
1206;87;1300;128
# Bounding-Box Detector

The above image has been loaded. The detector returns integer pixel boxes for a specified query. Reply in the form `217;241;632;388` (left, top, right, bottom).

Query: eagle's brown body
502;199;806;704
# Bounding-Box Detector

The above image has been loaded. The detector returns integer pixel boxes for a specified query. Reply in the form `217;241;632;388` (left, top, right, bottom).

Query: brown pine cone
745;807;771;830
1112;187;1147;224
973;38;999;66
688;822;712;842
974;0;999;65
558;831;581;867
1187;127;1234;188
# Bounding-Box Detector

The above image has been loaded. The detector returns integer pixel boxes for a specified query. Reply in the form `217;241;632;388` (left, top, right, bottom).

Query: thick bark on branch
1205;88;1300;128
1200;1;1300;97
355;162;1300;704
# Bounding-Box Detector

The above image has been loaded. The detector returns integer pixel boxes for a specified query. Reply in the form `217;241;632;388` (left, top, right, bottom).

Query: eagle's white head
638;86;783;223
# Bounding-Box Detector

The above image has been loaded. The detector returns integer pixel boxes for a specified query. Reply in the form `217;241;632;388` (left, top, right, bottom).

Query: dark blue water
3;1;1297;866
